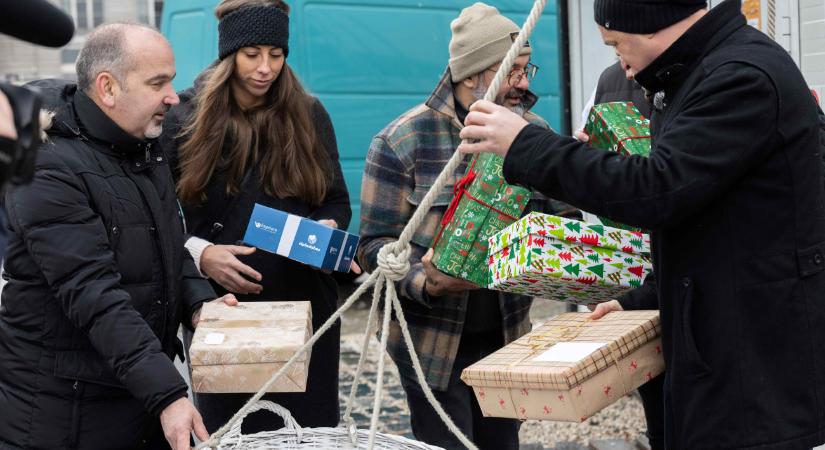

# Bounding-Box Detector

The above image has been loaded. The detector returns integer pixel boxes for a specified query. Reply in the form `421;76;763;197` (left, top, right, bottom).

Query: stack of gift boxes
432;102;653;305
429;102;661;421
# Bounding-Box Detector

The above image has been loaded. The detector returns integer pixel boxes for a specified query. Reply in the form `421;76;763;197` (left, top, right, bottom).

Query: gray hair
75;22;158;93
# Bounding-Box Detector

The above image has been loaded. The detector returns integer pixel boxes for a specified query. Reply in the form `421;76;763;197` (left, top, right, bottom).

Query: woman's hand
318;219;338;229
200;245;263;295
317;219;362;274
191;294;239;329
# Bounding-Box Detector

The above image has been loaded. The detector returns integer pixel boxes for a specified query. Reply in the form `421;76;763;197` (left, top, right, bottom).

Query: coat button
681;278;691;287
814;253;823;265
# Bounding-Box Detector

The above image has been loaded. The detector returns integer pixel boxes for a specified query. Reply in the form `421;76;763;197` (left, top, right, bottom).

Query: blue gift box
242;204;359;273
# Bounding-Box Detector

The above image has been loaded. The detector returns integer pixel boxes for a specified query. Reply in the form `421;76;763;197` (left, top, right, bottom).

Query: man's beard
473;75;526;116
145;124;163;139
144;105;170;139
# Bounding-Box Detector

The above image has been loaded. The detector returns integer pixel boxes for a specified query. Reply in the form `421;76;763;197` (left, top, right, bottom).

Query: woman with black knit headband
161;0;354;434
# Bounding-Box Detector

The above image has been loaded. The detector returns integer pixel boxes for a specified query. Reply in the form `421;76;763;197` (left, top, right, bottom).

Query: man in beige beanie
358;3;577;449
448;2;534;113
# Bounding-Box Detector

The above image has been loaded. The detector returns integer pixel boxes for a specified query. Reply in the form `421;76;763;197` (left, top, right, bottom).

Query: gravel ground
338;295;648;448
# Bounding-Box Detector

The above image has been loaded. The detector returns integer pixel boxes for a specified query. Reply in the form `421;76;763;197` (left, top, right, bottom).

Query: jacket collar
634;0;746;96
73;88;155;156
424;66;539;129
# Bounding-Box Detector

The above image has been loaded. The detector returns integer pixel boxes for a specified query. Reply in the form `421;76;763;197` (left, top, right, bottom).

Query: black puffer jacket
0;80;216;449
502;1;825;449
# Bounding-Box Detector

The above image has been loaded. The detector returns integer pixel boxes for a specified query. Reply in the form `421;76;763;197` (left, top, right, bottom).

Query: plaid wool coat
358;68;578;390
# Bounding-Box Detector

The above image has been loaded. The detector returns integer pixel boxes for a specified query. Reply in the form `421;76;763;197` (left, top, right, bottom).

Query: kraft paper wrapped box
431;152;531;286
461;311;664;422
584;102;651;232
189;301;312;393
487;213;653;305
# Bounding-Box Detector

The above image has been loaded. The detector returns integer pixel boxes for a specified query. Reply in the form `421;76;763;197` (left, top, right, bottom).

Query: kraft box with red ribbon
461;311;664;422
583;102;651;232
431;152;531;286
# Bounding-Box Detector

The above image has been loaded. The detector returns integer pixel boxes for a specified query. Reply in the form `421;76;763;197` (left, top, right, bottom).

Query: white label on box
204;332;226;345
532;342;607;363
277;214;302;256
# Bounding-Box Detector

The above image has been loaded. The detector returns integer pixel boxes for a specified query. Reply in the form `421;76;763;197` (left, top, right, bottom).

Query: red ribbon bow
433;168;476;247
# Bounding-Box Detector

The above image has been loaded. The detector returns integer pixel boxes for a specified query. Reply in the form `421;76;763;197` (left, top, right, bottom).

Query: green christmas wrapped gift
584;102;651;232
585;102;651;157
487;212;653;305
431;153;531;286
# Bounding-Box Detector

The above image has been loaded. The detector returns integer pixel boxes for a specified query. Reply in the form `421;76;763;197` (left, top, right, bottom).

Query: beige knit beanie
449;2;532;83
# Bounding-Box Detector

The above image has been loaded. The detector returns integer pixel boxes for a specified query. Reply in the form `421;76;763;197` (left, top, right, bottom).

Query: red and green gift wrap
431;152;531;286
487;212;653;305
584;102;651;232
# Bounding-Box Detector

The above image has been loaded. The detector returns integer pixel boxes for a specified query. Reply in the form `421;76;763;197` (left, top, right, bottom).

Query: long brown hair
177;0;331;206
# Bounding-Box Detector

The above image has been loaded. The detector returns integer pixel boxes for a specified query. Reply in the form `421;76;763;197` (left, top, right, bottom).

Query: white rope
766;0;776;40
198;1;548;448
341;274;382;425
368;276;394;448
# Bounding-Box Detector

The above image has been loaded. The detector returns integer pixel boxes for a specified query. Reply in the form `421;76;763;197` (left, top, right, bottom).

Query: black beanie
594;0;707;34
218;5;289;60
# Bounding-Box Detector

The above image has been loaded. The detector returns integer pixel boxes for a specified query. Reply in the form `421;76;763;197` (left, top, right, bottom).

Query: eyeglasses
486;62;540;86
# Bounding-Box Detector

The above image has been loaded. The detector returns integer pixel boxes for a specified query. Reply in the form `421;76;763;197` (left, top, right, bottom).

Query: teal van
161;0;567;233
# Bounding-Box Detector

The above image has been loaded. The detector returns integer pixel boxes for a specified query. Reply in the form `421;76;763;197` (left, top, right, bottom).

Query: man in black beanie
458;1;825;449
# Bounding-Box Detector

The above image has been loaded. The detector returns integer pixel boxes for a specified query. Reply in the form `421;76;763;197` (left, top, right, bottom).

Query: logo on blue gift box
243;204;289;252
254;221;279;234
291;220;332;266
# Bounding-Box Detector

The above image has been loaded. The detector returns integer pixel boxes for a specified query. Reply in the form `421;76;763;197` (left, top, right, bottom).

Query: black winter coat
502;1;825;449
161;81;351;432
0;81;216;449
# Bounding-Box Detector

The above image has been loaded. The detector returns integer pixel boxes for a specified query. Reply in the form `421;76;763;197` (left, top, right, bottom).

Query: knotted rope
198;2;547;448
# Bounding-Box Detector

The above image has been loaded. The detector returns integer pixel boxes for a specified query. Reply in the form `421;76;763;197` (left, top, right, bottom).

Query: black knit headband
218;5;289;60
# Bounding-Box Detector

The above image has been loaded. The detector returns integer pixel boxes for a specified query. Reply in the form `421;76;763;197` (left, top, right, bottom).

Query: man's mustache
505;89;525;101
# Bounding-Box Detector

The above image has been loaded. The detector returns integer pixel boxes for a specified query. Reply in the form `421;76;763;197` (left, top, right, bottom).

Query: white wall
800;0;825;99
567;0;618;131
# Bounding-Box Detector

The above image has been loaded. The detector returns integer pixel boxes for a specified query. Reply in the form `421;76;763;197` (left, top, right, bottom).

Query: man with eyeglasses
358;3;577;449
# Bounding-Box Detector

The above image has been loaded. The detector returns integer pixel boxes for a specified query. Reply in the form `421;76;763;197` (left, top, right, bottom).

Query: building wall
801;0;825;99
0;0;163;83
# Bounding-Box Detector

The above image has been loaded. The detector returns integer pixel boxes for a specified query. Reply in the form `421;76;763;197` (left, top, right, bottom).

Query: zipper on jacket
68;380;83;448
110;225;120;248
146;225;167;337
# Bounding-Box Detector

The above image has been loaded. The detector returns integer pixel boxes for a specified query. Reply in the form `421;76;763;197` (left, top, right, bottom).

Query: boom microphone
0;0;75;48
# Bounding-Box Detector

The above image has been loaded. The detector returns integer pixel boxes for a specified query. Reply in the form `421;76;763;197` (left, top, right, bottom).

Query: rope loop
376;243;411;281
